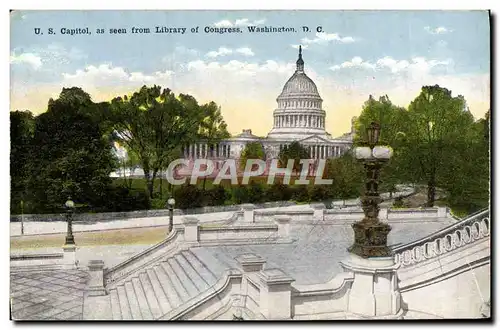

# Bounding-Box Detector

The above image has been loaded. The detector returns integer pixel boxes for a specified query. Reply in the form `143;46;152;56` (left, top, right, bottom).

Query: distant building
111;47;356;178
181;46;355;165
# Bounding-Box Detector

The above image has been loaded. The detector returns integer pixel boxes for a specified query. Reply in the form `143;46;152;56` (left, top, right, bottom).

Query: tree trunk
202;177;207;191
143;162;154;201
427;172;436;207
159;170;163;198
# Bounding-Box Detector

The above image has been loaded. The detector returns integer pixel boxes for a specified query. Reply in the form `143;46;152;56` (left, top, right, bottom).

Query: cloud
301;32;355;45
186;59;294;76
213;18;265;28
330;57;375;71
62;64;174;87
206;47;255;58
330;56;452;75
10;44;87;72
10;52;42;70
425;26;453;34
236;47;255;56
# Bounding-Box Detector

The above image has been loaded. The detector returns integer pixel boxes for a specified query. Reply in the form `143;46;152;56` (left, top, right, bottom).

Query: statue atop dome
296;45;304;72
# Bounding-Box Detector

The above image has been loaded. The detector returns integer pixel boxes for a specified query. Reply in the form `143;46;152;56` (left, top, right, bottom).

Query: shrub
291;185;309;203
248;183;264;203
309;185;332;202
231;185;250;204
204;185;228;206
174;184;204;209
104;186;150;212
266;183;293;201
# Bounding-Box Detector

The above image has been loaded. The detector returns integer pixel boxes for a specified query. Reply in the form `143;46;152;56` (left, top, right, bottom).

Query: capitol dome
267;46;328;140
278;67;320;99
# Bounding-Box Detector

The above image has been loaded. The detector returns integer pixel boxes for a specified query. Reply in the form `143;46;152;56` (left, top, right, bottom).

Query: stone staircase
107;249;231;320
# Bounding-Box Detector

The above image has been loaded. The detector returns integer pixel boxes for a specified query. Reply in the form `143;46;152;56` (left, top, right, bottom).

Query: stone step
109;289;122;320
138;272;162;319
167;257;200;297
160;262;190;303
145;268;171;315
189;248;228;280
131;277;153;320
181;250;218;286
124;281;142;320
153;265;182;310
174;253;210;292
116;285;133;320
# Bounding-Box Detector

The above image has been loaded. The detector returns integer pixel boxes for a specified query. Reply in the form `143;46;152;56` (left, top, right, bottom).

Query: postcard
10;10;490;321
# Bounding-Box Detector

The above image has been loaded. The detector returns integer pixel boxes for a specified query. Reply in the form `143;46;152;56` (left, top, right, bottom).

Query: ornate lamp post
64;197;76;245
167;197;175;234
348;122;393;258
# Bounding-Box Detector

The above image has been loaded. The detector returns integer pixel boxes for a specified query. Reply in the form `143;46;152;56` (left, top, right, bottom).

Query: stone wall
10;201;297;224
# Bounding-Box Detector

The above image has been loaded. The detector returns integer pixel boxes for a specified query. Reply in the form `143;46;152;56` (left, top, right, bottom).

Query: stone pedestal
241;204;256;223
311;203;325;221
274;215;291;238
340;254;402;318
257;268;295;320
87;260;107;296
437;207;447;218
236;253;266;272
183;216;199;243
62;244;77;269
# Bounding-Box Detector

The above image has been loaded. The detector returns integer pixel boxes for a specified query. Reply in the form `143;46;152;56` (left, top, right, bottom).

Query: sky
10;10;490;137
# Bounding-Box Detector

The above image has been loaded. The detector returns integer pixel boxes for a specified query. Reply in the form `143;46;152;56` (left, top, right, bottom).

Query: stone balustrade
394;209;490;267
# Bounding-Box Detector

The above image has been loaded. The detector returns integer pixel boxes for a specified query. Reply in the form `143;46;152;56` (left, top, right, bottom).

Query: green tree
440;110;490;213
324;153;364;204
10;110;35;213
109;86;205;200
278;141;310;173
197;101;230;190
355;95;410;197
403;85;477;206
28;88;117;212
240;142;266;171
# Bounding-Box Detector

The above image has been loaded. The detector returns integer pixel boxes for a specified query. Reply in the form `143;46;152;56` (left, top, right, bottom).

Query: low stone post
183;216;199;243
235;254;266;318
311;203;325;221
258;268;295;320
87;260;107;296
379;208;388;220
437;207;447;218
62;244;77;269
236;253;266;273
274;215;291;238
340;254;402;318
241;204;256;223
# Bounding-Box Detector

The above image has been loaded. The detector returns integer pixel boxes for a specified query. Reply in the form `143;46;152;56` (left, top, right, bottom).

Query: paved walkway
11;269;88;320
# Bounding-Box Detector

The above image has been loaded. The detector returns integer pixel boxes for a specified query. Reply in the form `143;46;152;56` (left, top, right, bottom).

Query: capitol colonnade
182;143;232;159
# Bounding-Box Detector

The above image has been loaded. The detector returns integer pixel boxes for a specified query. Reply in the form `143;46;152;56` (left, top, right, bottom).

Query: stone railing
393;208;490;267
10;201;297;223
103;214;291;286
160;269;243;320
103;226;186;286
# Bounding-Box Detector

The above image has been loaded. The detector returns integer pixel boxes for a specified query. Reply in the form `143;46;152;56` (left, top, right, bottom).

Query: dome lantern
296;45;304;72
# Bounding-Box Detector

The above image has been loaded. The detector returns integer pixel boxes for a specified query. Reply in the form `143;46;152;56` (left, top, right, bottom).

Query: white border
2;1;496;329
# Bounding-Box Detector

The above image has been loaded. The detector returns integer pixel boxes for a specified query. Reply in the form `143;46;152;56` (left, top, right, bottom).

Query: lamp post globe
64;196;76;246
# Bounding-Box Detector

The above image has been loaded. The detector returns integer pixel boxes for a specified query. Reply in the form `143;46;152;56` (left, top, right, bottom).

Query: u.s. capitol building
181;46;355;163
